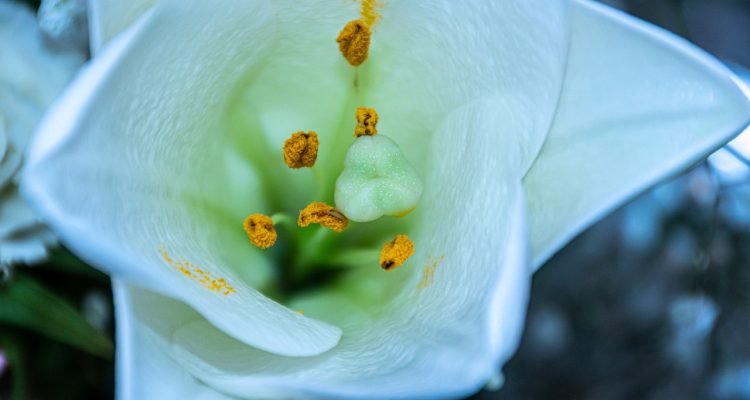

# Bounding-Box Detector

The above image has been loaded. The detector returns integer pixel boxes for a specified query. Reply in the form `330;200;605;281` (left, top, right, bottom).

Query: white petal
167;98;531;399
113;280;233;400
0;1;83;110
226;1;361;207
0;191;41;238
23;0;342;357
38;0;89;53
0;224;56;265
363;0;568;173
0;147;21;188
0;0;81;265
87;0;157;53
524;0;750;268
0;0;83;153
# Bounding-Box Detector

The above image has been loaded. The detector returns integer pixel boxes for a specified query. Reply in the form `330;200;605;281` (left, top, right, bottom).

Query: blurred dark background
1;0;750;399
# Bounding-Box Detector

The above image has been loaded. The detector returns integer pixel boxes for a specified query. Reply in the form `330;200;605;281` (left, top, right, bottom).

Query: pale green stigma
334;135;423;222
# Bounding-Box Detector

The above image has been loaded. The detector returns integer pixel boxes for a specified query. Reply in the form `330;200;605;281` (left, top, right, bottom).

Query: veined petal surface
525;0;750;268
24;0;343;357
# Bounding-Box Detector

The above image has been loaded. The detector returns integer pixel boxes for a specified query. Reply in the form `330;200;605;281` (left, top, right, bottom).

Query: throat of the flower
231;7;430;304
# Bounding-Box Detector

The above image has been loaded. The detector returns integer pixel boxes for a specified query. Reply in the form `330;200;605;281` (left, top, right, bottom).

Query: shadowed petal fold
113;280;233;400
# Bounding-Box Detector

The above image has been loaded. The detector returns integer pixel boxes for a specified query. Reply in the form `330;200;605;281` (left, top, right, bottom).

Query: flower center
243;105;422;299
232;1;429;300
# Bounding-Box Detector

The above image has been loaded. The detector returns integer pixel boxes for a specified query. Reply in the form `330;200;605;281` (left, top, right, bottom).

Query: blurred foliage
0;275;113;358
0;249;114;399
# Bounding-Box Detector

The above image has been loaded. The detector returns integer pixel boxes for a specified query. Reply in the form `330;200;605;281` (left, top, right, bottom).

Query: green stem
311;167;328;201
271;213;294;228
293;227;333;272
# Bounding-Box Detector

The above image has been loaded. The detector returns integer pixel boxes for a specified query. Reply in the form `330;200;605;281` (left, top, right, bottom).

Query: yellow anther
337;19;371;66
298;201;349;233
360;0;382;28
283;131;319;168
243;214;277;249
379;234;415;271
354;107;378;137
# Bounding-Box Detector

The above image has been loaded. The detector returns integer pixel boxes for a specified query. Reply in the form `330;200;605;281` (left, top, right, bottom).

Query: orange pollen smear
354;107;378;137
379;234;415;271
283;131;319;169
336;19;371;66
298;201;349;233
160;247;236;296
243;214;277;249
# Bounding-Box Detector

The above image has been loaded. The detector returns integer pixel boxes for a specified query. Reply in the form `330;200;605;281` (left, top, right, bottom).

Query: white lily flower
22;0;750;399
0;0;83;267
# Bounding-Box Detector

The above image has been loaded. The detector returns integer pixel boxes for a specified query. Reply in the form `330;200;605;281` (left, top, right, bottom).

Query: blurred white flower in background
0;0;84;271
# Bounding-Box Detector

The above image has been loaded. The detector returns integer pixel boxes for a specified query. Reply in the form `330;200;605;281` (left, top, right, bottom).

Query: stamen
354;107;378;137
243;214;277;249
283;131;319;169
379;234;415;271
336;19;371;66
298;201;349;232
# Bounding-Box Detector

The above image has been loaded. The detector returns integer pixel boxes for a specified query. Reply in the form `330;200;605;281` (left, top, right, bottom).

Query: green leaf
0;276;113;359
39;248;109;281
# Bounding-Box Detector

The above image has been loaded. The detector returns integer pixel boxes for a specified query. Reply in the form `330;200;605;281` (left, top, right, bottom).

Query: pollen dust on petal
417;255;443;291
160;246;237;296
